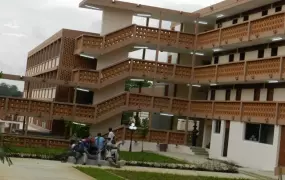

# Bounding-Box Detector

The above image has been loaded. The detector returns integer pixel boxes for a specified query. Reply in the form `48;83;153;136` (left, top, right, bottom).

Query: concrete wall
101;8;133;35
90;115;121;136
119;140;194;154
211;45;285;65
227;122;280;171
209;120;280;171
208;88;285;102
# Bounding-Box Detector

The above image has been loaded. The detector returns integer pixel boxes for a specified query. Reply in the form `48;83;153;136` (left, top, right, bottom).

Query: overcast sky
0;0;223;90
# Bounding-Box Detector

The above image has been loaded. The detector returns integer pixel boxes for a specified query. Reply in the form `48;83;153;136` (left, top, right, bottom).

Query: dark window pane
245;123;260;141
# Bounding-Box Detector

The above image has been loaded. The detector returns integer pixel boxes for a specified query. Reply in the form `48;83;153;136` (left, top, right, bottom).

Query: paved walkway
0;158;94;180
153;151;278;180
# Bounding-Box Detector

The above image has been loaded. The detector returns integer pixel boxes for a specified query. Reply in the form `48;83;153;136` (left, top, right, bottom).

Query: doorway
223;121;230;157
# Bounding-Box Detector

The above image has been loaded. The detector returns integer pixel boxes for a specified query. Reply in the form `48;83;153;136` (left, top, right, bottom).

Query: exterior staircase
190;146;209;156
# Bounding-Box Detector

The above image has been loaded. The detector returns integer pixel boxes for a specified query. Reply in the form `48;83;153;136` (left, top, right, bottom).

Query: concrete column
101;8;133;35
91;8;133;134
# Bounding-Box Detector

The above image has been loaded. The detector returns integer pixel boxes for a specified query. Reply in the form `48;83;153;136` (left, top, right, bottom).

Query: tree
124;79;152;91
0;83;22;97
140;118;149;152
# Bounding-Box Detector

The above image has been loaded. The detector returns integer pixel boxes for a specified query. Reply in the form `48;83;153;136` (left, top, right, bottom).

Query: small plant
0;71;3;79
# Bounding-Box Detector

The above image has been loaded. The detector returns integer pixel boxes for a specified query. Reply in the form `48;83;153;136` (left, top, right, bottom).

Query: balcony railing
2;93;285;126
193;56;285;84
72;58;192;88
113;126;187;145
75;24;195;56
197;12;285;50
1;134;69;148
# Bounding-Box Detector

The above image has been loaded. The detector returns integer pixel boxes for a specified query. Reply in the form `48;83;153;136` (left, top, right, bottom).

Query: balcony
75;24;195;57
1;93;285;127
114;126;186;145
197;12;285;51
193;56;285;85
72;58;192;89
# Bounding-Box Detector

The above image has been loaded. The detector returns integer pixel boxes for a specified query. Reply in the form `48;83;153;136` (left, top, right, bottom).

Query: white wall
209;120;226;160
227;122;280;171
101;8;133;35
209;121;280;171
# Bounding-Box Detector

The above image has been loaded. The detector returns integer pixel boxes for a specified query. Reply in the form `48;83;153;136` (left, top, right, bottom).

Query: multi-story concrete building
2;0;285;171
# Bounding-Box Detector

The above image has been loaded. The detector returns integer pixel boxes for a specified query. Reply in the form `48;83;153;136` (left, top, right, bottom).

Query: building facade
1;0;285;171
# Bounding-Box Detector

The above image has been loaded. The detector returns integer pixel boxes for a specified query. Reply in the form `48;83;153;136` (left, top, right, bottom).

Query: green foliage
0;134;13;166
125;80;152;91
0;83;22;97
65;121;90;139
121;111;133;125
0;71;2;79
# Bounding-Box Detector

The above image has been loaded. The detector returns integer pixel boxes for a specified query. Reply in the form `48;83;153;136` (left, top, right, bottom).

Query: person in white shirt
107;128;115;143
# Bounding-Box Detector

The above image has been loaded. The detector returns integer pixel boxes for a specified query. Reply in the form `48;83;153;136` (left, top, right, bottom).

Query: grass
8;146;66;155
7;146;185;164
76;167;249;180
120;151;187;164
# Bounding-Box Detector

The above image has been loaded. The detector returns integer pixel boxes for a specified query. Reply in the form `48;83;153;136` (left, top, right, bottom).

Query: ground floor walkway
0;158;94;180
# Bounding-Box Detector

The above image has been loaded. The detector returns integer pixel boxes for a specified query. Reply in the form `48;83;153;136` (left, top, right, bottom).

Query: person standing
107;128;115;143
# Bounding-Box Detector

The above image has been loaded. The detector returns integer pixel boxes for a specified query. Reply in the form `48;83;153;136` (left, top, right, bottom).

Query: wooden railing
75;24;195;55
2;93;285;125
193;56;285;84
0;134;69;149
112;126;187;145
197;12;285;50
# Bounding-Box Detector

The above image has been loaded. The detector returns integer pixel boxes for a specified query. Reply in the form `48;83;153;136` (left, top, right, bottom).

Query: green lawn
7;146;185;164
8;146;66;155
76;167;249;180
120;151;187;164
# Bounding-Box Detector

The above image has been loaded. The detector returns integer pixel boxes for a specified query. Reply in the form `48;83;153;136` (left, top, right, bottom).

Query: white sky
0;0;224;90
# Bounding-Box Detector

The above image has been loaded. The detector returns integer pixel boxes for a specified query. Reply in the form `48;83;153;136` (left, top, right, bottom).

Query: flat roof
28;29;99;57
194;0;281;23
79;0;200;23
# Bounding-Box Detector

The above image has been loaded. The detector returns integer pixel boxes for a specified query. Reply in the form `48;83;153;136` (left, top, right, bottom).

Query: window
254;88;260;101
225;89;231;101
232;19;238;24
210;90;216;100
236;89;242;101
267;88;274;101
276;6;282;12
258;49;264;58
217;23;222;28
244;123;274;144
271;47;278;56
243;15;249;21
215;120;221;133
214;56;219;64
229;54;234;62
240;52;245;61
262;10;268;16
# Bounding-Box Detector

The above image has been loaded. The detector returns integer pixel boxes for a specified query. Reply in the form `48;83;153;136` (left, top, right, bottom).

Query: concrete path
0;158;94;180
152;151;278;180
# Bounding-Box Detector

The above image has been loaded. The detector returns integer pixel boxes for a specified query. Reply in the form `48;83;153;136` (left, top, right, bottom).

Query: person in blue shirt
94;133;105;162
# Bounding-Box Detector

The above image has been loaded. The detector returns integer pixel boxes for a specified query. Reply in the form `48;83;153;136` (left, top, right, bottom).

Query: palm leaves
0;134;13;166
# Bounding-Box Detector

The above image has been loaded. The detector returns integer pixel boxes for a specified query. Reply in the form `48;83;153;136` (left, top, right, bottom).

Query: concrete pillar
101;8;133;35
91;8;133;133
0;122;5;133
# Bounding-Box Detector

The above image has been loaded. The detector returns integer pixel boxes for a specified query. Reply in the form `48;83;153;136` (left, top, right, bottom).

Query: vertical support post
152;12;162;95
185;19;199;146
23;81;30;135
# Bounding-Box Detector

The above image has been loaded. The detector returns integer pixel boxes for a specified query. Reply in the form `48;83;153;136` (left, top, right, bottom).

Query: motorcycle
104;142;120;168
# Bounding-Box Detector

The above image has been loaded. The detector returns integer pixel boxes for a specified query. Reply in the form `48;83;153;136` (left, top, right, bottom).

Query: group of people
64;128;116;164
